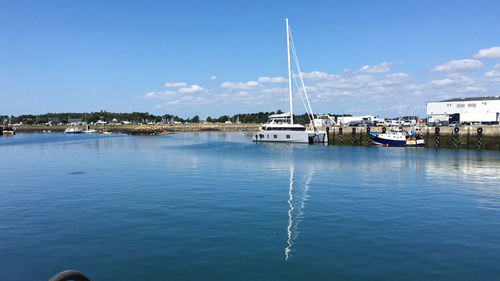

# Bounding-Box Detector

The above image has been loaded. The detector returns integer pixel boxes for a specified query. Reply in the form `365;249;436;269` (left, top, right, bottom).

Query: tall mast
286;18;293;125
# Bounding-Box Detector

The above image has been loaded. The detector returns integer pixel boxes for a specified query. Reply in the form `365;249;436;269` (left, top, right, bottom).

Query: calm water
1;132;500;280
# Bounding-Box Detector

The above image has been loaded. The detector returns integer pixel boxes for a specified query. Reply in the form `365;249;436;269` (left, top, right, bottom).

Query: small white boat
82;125;98;134
64;125;82;134
253;19;326;144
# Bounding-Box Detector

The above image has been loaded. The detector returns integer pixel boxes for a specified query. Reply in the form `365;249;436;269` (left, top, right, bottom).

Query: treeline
7;111;183;124
4;110;348;125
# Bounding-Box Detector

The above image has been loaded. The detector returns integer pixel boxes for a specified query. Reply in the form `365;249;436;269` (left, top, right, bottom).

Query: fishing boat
1;123;16;135
253;19;326;144
98;129;112;135
369;127;425;147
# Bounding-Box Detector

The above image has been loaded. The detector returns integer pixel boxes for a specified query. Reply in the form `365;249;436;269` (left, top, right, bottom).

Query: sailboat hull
253;130;327;144
253;130;309;143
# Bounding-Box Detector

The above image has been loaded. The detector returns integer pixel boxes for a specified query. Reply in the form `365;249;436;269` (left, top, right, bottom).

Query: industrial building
427;96;500;124
336;115;384;125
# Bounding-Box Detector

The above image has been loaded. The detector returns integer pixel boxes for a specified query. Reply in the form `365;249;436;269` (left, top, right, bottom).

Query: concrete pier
327;125;500;150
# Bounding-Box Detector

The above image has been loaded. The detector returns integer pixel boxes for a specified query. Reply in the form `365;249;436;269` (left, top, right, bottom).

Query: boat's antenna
286;18;293;125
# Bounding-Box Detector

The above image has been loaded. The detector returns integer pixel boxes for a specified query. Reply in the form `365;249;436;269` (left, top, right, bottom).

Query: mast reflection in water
284;164;313;260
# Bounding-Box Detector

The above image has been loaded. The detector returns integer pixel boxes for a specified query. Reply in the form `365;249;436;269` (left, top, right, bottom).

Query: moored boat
1;123;16;135
254;113;326;143
369;127;424;147
253;18;326;144
64;125;83;134
83;125;98;134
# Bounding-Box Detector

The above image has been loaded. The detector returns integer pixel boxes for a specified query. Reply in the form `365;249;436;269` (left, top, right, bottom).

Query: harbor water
1;132;500;280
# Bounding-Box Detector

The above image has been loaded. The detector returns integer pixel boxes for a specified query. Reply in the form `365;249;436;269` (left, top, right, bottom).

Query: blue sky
1;0;500;118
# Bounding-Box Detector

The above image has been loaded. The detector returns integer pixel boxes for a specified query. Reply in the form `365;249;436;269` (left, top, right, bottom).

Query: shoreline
10;124;500;150
13;123;262;134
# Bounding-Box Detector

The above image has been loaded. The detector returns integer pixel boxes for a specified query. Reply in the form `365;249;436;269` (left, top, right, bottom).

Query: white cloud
210;75;217;80
473;46;500;59
235;91;249;97
143;90;177;99
330;91;352;96
458;86;486;93
433;59;482;72
162;96;208;106
258;76;287;83
221;81;261;90
367;73;411;87
300;71;340;81
165;82;188;87
485;63;500;79
428;77;466;87
143;83;205;99
178;85;206;94
357;62;392;74
316;74;373;89
260;87;288;94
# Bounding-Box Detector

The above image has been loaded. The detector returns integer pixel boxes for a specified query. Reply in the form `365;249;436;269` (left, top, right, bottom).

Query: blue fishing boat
370;127;424;147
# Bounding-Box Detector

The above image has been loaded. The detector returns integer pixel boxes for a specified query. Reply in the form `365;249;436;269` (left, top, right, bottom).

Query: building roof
440;96;500;102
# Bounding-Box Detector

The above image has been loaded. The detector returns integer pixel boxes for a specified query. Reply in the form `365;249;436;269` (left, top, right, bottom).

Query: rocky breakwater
128;125;171;136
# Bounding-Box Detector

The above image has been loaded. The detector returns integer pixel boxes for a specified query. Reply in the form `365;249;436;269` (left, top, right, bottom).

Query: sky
1;0;500;118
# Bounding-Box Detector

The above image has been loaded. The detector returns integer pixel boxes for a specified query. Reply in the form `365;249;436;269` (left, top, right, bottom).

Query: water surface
1;132;500;280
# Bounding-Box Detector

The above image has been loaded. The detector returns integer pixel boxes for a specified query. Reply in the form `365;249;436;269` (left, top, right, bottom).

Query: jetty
128;125;171;136
326;125;500;150
127;123;260;135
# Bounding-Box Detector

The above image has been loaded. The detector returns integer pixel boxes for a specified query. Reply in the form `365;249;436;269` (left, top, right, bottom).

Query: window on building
447;103;451;107
457;104;465;108
274;135;278;139
286;135;290;139
482;102;487;105
468;103;476;107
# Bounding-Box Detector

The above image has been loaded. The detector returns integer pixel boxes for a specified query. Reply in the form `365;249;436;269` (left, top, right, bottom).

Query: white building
337;115;379;125
427;96;500;123
312;115;336;127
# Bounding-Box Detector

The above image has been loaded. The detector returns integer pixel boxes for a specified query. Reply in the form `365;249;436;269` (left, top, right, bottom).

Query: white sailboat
253;18;326;144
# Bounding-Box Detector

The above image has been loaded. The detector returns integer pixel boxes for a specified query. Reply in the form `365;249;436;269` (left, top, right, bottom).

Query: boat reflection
284;164;314;260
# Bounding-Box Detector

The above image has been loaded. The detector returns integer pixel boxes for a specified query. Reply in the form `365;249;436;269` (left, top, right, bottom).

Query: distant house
22;118;34;125
68;118;83;125
96;120;107;125
47;117;60;125
110;118;122;125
